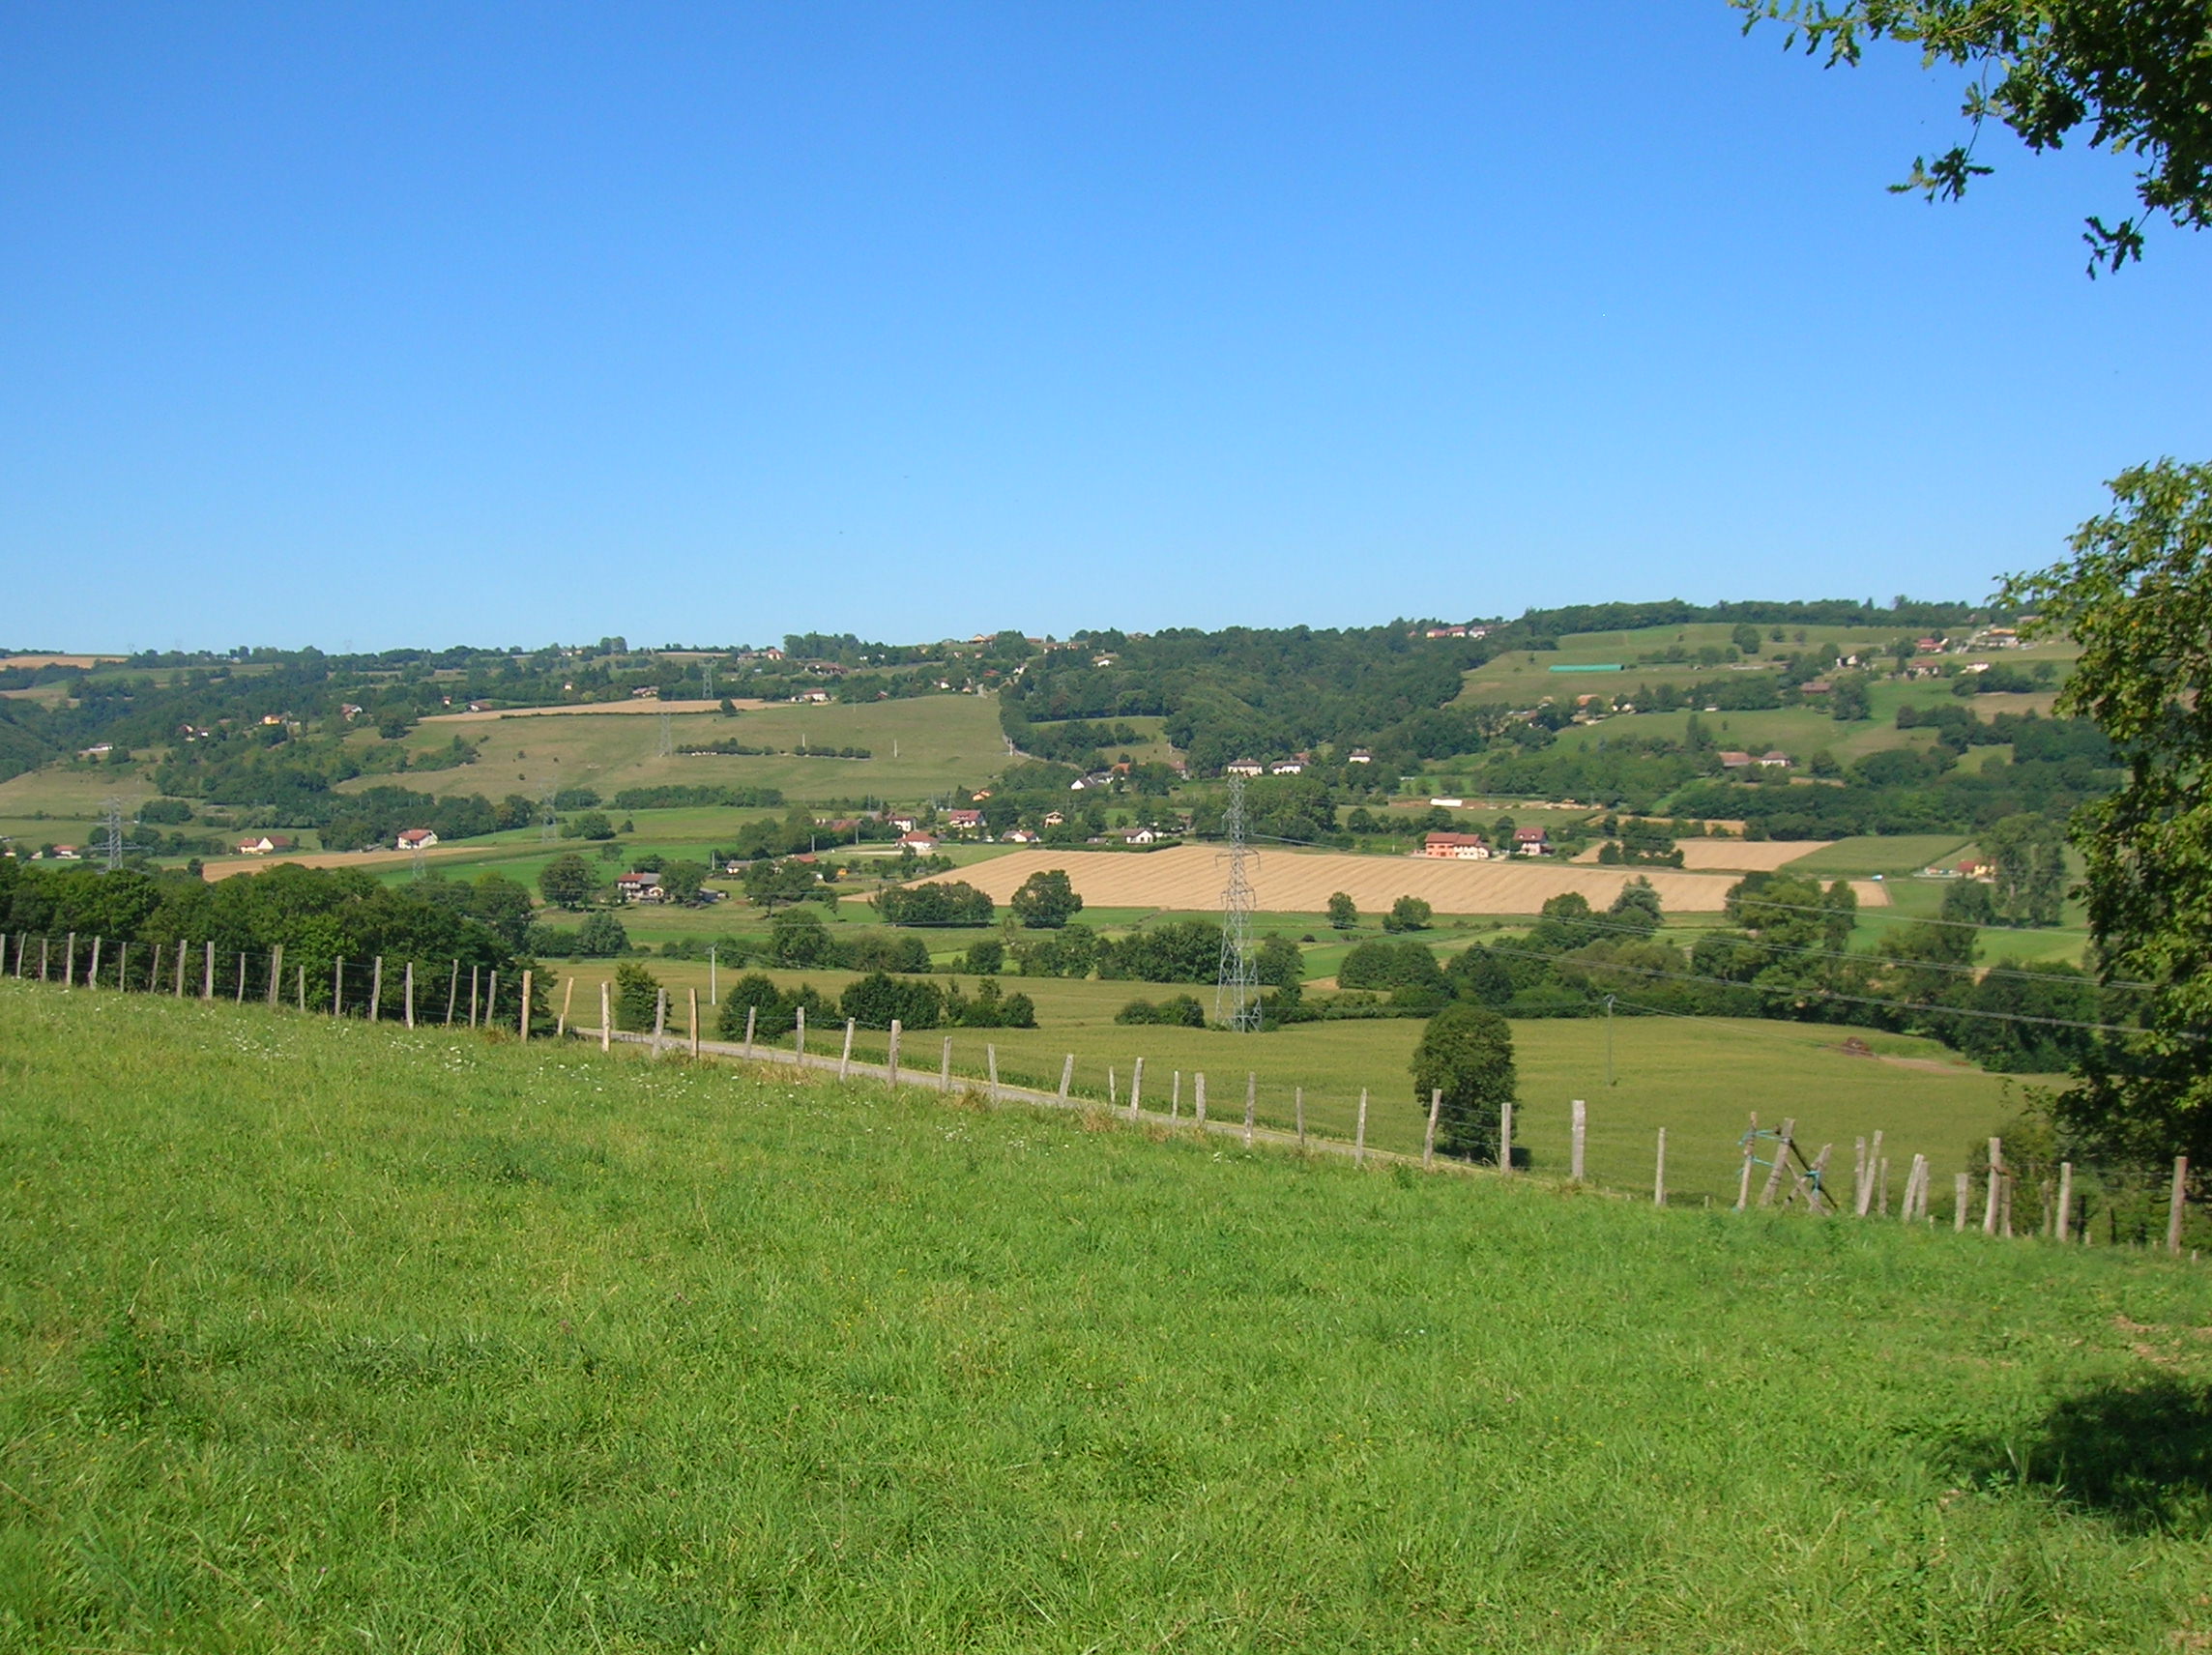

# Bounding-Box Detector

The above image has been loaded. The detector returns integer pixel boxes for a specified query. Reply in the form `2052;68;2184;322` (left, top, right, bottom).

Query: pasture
2;981;2207;1651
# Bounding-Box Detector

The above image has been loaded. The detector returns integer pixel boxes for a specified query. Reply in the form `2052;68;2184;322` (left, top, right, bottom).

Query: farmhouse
898;831;942;853
1423;831;1493;860
616;871;664;903
395;828;439;851
235;835;296;856
1223;759;1264;777
76;743;113;759
888;814;918;832
1758;750;1791;769
1347;748;1373;765
1269;759;1305;775
47;846;81;860
1110;825;1161;846
1513;828;1552;857
945;808;985;831
1718;750;1755;769
1002;828;1041;844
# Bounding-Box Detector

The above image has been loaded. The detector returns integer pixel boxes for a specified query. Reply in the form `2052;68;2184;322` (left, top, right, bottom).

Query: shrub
874;881;995;927
1337;940;1445;994
574;912;630;957
1410;1003;1516;1163
837;930;932;974
963;938;1004;974
614;962;662;1032
839;971;945;1031
1115;994;1207;1028
771;907;834;968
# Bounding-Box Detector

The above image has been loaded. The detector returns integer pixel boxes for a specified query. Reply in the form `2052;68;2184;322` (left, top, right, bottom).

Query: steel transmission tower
100;798;125;870
1213;773;1262;1031
657;710;674;758
539;779;560;843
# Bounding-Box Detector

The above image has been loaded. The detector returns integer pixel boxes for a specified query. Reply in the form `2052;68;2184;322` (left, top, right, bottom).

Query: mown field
2;982;2208;1652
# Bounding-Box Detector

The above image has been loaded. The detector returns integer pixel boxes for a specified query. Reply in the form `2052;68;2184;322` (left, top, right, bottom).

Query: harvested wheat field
915;844;1886;915
1569;837;1831;872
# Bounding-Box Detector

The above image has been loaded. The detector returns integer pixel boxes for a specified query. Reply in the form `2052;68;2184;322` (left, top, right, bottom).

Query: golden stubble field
913;843;1887;915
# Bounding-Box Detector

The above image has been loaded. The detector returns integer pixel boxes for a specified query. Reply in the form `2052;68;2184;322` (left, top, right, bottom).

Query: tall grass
2;980;2208;1651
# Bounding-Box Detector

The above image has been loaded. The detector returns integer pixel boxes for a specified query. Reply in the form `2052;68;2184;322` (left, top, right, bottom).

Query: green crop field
3;981;2208;1652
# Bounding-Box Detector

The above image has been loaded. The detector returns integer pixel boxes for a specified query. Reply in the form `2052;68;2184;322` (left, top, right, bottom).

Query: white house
396;828;439;851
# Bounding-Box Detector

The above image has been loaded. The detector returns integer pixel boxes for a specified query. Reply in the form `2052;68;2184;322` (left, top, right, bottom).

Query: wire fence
3;922;2201;1257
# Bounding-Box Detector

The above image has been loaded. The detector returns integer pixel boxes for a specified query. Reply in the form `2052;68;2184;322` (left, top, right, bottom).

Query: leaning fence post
1295;1087;1306;1148
1194;1072;1207;1125
1423;1088;1441;1168
1059;1054;1074;1102
600;980;612;1052
203;940;216;1002
446;959;459;1026
235;952;247;1002
1954;1173;1970;1232
1856;1129;1882;1217
1735;1112;1758;1208
688;988;700;1059
2056;1160;2075;1243
2169;1156;2191;1256
268;944;283;1008
404;960;416;1029
1570;1098;1586;1182
838;1018;855;1081
1245;1073;1258;1148
369;957;383;1023
1129;1056;1143;1120
1758;1118;1796;1207
558;977;573;1038
1654;1127;1667;1207
1354;1088;1368;1166
652;988;667;1057
1904;1154;1929;1224
986;1044;999;1104
1984;1139;2003;1235
887;1019;901;1087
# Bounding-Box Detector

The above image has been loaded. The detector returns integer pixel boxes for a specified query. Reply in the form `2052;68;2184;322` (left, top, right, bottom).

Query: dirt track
917;844;1888;915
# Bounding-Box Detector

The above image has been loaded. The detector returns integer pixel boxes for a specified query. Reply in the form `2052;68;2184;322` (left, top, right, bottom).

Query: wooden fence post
1735;1112;1758;1209
1758;1119;1795;1207
1194;1072;1207;1125
1295;1087;1306;1148
1129;1057;1143;1120
203;940;216;1002
1423;1088;1441;1168
520;970;533;1042
1171;1071;1180;1121
1570;1098;1586;1182
486;971;499;1029
1354;1088;1368;1166
1245;1073;1258;1148
688;988;700;1059
600;980;612;1052
62;934;74;993
940;1036;952;1093
1654;1127;1667;1207
268;944;283;1008
236;952;246;1002
368;958;382;1023
1954;1173;1970;1232
838;1018;855;1081
1059;1054;1074;1102
887;1019;901;1088
1109;1068;1117;1111
334;958;344;1018
795;1005;805;1061
2056;1160;2074;1243
1877;1157;1889;1217
2169;1156;2191;1256
558;977;573;1038
116;941;128;993
1852;1136;1867;1214
986;1044;999;1104
39;937;48;983
404;961;416;1029
446;959;459;1026
296;964;306;1012
1790;1143;1834;1212
652;989;667;1058
1499;1097;1513;1175
1904;1154;1929;1224
744;1003;757;1058
1855;1129;1882;1217
469;964;480;1028
86;937;102;991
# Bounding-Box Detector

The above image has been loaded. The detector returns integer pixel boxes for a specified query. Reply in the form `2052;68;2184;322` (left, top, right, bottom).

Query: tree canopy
1736;0;2212;273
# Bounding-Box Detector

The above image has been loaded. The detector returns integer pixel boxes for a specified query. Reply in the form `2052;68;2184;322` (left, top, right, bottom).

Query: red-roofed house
396;828;439;851
1423;831;1493;860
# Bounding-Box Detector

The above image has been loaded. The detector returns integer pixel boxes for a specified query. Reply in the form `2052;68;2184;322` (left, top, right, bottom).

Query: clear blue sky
6;4;2208;652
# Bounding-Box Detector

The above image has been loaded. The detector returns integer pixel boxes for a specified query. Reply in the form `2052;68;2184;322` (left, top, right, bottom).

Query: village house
235;834;296;856
1718;750;1755;769
396;828;439;851
1042;811;1066;828
1513;827;1552;857
898;831;941;854
1347;748;1373;765
1423;831;1493;860
1223;759;1264;777
1757;750;1791;769
794;688;832;704
76;743;113;760
1002;828;1041;844
629;685;660;699
945;808;985;831
1268;759;1304;775
888;814;918;833
47;845;81;860
1110;825;1160;846
615;871;663;903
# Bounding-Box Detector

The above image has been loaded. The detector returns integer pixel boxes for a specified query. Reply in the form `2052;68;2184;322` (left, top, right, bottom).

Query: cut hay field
911;843;1888;915
1569;837;1830;872
3;981;2208;1652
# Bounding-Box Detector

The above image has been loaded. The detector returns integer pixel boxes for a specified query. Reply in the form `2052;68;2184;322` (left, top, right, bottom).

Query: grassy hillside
4;983;2207;1651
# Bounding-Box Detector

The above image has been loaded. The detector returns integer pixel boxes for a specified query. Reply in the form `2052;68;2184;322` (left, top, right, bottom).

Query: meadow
2;980;2208;1652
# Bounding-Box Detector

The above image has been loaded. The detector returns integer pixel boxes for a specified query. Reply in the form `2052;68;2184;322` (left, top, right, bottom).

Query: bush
1337;940;1445;994
874;881;995;927
715;973;834;1040
1095;920;1218;983
1115;994;1207;1028
838;930;931;974
771;907;835;967
1014;925;1100;979
839;971;945;1031
963;938;1004;974
575;912;630;957
614;962;662;1032
138;798;194;825
944;978;1037;1029
1382;895;1435;933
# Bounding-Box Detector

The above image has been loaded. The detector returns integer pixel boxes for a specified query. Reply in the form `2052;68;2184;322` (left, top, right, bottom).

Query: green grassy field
554;959;2045;1207
2;981;2208;1651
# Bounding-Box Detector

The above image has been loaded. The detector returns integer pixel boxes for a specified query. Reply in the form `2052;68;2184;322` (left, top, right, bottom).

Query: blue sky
6;4;2208;652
